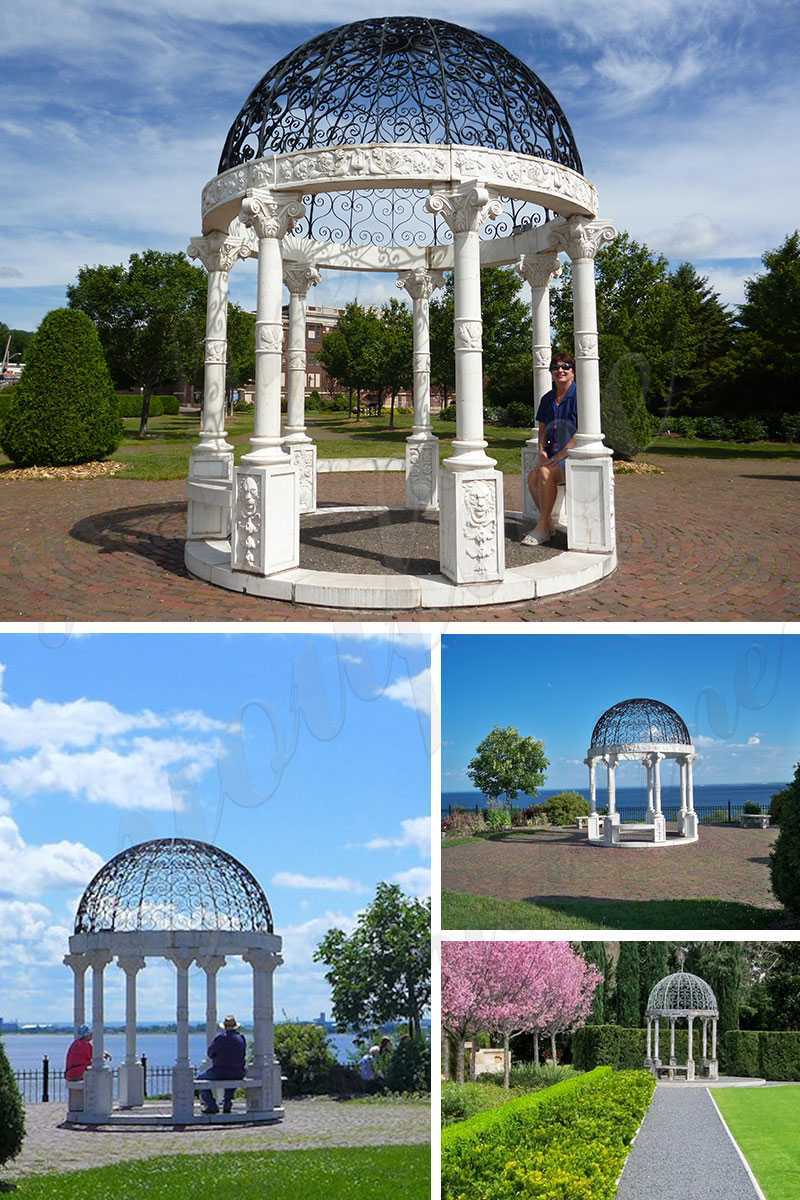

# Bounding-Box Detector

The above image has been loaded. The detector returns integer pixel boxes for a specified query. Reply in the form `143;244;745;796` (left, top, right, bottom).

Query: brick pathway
6;1098;430;1179
0;455;797;620
442;825;779;911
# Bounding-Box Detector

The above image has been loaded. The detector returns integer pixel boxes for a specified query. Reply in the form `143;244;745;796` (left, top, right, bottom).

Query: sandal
521;529;551;546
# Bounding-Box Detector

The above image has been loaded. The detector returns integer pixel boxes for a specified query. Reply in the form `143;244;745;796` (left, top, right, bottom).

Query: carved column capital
425;184;502;235
86;951;114;971
165;952;196;972
241;189;305;241
518;251;562;290
188;230;253;274
396;267;445;301
116;956;146;976
547;216;617;262
196;955;226;975
63;953;89;976
283;263;321;297
243;949;283;972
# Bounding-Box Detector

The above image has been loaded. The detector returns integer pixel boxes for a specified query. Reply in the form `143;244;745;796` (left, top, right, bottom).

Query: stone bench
193;1076;261;1097
740;813;770;829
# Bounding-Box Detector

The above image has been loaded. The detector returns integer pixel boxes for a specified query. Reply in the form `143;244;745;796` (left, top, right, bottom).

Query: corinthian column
117;956;146;1107
186;229;252;542
283;263;321;514
518;252;561;519
167;951;196;1121
397;267;445;510
232;189;305;576
426;184;505;584
243;949;283;1115
547;216;617;553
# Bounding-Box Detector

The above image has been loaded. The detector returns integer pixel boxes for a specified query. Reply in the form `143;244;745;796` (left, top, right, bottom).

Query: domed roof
646;970;718;1017
219;16;582;173
74;839;273;935
590;698;692;748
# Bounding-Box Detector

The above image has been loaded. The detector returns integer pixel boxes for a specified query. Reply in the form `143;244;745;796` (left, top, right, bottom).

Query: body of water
443;781;785;816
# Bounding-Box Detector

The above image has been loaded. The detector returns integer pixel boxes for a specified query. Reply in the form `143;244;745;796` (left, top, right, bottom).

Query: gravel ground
617;1088;758;1200
5;1098;430;1180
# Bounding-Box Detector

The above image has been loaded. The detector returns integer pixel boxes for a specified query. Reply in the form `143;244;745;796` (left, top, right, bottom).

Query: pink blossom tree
539;943;602;1063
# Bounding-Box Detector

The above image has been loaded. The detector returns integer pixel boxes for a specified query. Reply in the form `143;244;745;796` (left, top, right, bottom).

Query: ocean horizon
442;780;786;815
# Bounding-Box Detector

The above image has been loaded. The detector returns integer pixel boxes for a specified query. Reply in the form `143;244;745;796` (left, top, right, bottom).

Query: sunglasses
551;362;574;372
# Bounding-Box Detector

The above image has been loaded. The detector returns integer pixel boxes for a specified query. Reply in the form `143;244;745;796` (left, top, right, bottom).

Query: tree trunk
356;389;361;421
503;1033;510;1089
550;1032;557;1063
442;1033;451;1081
469;1043;477;1081
348;388;353;418
390;389;396;428
456;1038;465;1084
533;1030;540;1066
138;388;152;437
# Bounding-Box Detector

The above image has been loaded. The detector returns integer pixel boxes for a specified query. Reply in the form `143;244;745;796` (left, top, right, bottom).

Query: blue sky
442;633;799;792
0;630;431;1023
2;2;798;331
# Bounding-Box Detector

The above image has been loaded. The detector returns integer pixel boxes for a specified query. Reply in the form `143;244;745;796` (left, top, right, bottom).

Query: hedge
116;394;180;418
441;1066;655;1200
721;1031;760;1077
573;1024;706;1070
720;1030;800;1080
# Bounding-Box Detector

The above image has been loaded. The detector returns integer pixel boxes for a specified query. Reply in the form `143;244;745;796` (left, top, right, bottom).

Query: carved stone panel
462;478;498;578
233;473;262;572
256;322;283;353
405;440;438;509
454;319;482;351
290;443;316;514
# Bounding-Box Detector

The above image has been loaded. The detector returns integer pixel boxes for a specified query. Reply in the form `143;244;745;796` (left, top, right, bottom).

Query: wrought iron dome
590;698;692;749
646;970;719;1018
219;16;582;172
74;838;273;935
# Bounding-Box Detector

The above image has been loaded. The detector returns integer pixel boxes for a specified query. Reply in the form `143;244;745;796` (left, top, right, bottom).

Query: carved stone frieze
287;350;306;371
452;148;596;213
290;444;315;512
547;216;617;261
201;167;252;216
396;266;445;301
241;189;305;241
255;322;283;353
462;478;498;578
518;251;562;290
413;352;431;373
276;144;449;186
235;474;262;571
204;338;227;365
534;347;551;369
454;318;483;351
426;185;502;235
576;332;599;358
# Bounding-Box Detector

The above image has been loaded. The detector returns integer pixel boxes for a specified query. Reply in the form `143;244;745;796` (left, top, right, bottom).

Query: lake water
2;1030;359;1073
442;781;785;815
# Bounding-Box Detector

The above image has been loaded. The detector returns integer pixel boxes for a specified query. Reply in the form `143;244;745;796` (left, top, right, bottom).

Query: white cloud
747;736;761;746
390;866;431;898
271;872;367;893
0;814;103;898
363;816;431;858
378;666;431;716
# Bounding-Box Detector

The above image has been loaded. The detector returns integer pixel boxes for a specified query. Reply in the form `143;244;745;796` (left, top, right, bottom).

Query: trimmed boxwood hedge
441;1066;655;1200
720;1030;800;1080
116;393;180;418
721;1031;760;1077
572;1024;706;1070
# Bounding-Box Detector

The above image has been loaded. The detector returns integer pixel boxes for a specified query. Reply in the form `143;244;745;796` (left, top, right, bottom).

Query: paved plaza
7;1098;430;1179
0;454;797;621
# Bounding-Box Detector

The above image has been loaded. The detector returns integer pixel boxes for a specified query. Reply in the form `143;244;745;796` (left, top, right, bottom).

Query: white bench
740;813;770;829
193;1076;260;1098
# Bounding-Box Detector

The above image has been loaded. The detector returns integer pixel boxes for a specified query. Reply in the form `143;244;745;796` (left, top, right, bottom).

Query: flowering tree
539;945;602;1063
442;941;496;1083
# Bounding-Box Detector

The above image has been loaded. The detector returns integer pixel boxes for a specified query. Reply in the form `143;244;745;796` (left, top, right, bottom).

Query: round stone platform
186;505;617;609
587;827;699;849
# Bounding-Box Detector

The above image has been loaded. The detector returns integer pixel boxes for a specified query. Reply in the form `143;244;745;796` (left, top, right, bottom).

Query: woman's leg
534;465;559;532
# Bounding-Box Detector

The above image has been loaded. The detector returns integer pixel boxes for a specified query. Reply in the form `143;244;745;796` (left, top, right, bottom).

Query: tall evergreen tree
0;1036;25;1168
574;943;606;1024
638;943;670;1025
764;944;800;1031
615;942;641;1026
685;942;746;1035
666;263;737;414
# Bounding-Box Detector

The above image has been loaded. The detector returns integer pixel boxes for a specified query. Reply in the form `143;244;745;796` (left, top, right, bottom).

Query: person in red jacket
65;1025;93;1080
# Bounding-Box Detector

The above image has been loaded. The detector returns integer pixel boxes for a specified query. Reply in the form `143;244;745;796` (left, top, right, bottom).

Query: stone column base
707;1059;719;1080
232;461;299;576
565;454;615;552
603;812;621;846
286;441;317;514
405;437;439;510
680;812;699;839
119;1062;144;1108
439;467;505;584
686;1060;696;1081
83;1065;113;1120
245;1061;280;1114
187;448;234;541
653;814;667;843
587;812;602;840
171;1065;196;1122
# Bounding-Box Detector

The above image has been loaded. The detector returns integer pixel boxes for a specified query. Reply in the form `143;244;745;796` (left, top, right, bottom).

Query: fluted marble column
426;184;504;584
186;229;252;542
283;263;321;514
397;267;444;510
232;189;304;577
243;949;283;1114
548;216;617;553
117;956;145;1107
85;951;113;1120
167;951;196;1121
518;251;561;519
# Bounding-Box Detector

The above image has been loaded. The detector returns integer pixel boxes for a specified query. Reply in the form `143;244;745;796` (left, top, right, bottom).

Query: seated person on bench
522;354;577;546
197;1014;246;1114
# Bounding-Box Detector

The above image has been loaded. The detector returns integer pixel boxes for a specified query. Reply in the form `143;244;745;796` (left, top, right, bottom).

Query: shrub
721;1031;760;1077
440;403;457;422
1;309;122;466
781;413;800;443
314;392;351;412
572;1024;704;1070
543;791;590;826
273;1023;337;1096
445;810;485;836
770;777;796;825
694;415;733;440
758;1032;800;1081
0;383;18;428
522;804;550;826
441;1066;655;1200
732;417;767;443
484;805;512;833
770;763;800;913
0;1036;25;1168
307;389;323;410
743;801;762;815
385;1036;430;1093
507;1062;578;1091
509;807;529;827
600;336;655;459
116;394;167;418
502;400;534;429
667;415;697;438
442;1082;513;1126
161;395;180;415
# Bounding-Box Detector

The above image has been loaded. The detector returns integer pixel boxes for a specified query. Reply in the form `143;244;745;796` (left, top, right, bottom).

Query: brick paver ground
0;455;797;621
7;1098;430;1179
442;825;779;910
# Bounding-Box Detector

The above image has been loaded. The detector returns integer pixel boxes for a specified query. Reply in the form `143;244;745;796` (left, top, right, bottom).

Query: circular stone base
587;831;699;849
185;506;616;610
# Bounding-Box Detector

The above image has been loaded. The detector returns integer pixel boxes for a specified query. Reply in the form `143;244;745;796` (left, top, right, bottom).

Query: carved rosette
518;251;562;290
548;216;617;262
241;189;305;241
290;445;315;511
396;267;445;302
235;474;262;571
283;264;321;297
188;230;252;275
255;322;283;353
425;185;503;235
454;319;482;352
204;338;227;365
462;479;498;578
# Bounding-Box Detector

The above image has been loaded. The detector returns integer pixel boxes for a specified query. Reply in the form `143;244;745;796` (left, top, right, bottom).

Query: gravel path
5;1098;430;1180
617;1088;758;1200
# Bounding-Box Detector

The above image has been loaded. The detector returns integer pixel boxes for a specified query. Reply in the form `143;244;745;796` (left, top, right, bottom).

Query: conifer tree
0;1036;25;1168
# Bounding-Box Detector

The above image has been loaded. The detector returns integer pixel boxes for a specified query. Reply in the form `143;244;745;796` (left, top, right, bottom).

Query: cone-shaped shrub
0;1036;25;1168
770;762;800;913
1;308;122;466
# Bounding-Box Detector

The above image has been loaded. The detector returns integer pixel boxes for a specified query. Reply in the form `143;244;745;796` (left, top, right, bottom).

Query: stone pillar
645;1019;652;1067
186;230;251;541
709;1018;719;1079
232;190;304;577
679;757;688;817
654;1018;661;1066
84;951;113;1120
243;949;283;1114
585;757;600;840
683;754;699;839
197;955;226;1063
167;952;196;1121
397;267;445;510
518;251;561;520
645;757;655;820
652;752;666;843
603;755;620;845
116;956;145;1108
702;1018;708;1062
548;217;617;552
669;1018;676;1065
63;953;89;1036
426;184;505;584
687;1015;695;1080
283;263;321;514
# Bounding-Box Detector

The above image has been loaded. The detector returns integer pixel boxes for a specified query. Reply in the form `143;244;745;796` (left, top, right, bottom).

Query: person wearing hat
65;1025;93;1081
197;1015;247;1115
358;1044;382;1094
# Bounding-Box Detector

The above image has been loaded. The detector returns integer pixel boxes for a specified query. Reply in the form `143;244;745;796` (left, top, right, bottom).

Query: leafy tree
1;308;122;466
638;943;670;1025
735;232;800;410
317;301;383;419
429;284;455;405
770;762;800;914
376;297;413;426
575;943;607;1024
67;250;207;435
314;882;430;1040
273;1023;337;1096
225;304;256;393
467;726;549;804
0;1036;24;1168
317;326;353;412
764;944;800;1031
615;943;641;1027
385;1034;431;1093
542;791;589;825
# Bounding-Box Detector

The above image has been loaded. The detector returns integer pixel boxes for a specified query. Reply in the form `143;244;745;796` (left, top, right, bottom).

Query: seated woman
522;354;577;545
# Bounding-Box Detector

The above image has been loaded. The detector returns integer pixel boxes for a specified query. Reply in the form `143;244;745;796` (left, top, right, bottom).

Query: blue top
536;382;578;460
208;1029;247;1077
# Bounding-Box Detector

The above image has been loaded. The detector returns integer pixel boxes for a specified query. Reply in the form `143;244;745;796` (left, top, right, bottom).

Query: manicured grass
711;1085;800;1200
648;436;800;460
9;1145;430;1200
442;889;782;930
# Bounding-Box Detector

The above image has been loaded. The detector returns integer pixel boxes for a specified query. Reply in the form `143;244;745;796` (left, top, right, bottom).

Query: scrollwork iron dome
590;698;692;748
74;838;273;934
646;971;719;1017
219;16;582;172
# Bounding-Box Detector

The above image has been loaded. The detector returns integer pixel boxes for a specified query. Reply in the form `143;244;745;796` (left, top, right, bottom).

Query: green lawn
7;1145;430;1200
711;1085;800;1200
648;436;800;460
442;889;783;931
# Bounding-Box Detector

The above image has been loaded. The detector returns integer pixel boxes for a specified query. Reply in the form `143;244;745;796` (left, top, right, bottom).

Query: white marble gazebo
184;16;618;610
584;698;698;847
64;838;283;1126
645;963;719;1082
